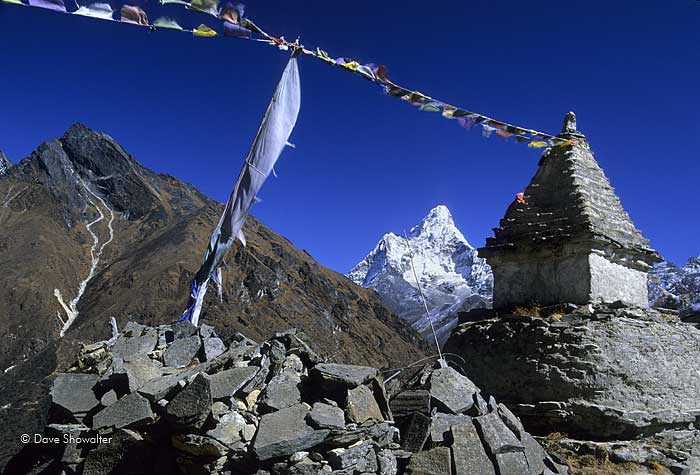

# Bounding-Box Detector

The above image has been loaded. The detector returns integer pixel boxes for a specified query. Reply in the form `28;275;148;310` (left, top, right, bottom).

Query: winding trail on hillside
55;172;115;337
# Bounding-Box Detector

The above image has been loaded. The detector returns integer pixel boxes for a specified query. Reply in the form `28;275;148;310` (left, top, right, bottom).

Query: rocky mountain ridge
0;123;426;373
347;206;492;344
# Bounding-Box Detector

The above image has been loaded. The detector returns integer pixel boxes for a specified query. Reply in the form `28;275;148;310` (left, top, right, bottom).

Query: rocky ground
444;303;700;474
4;320;568;475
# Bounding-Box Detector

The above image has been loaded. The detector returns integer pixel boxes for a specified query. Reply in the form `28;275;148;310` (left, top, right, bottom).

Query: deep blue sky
1;1;698;271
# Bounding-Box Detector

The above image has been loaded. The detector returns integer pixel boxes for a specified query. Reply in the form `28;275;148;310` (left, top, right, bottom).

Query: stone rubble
33;321;568;475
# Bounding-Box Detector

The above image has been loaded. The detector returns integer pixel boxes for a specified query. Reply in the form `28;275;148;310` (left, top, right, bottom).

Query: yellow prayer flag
193;24;218;37
528;141;548;148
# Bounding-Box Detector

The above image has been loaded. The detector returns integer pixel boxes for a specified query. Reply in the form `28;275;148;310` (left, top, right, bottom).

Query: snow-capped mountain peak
348;205;493;345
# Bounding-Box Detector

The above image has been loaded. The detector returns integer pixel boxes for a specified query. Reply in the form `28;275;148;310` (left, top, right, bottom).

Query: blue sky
1;0;698;271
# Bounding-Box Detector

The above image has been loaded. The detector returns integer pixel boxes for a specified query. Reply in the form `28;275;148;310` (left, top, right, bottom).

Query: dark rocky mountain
0;123;426;374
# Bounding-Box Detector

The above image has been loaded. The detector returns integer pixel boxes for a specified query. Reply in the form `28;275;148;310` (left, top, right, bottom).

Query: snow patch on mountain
348;205;493;344
649;255;700;316
0;151;11;177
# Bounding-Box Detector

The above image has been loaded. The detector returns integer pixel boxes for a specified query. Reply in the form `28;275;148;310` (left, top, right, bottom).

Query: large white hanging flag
181;55;301;326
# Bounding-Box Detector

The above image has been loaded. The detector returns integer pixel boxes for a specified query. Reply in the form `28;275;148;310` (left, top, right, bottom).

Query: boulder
450;420;495;475
253;404;329;461
307;403;345;430
401;412;431;452
406;446;452;475
210;366;259;400
163;335;201;368
430;413;469;444
444;307;700;439
428;367;477;414
345;384;384;424
206;411;247;449
203;337;227;361
121;354;162;391
50;373;100;419
390;390;431;420
474;413;524;455
165;373;212;430
92;392;154;430
311;363;378;388
82;429;148;475
260;368;302;411
112;323;158;359
327;441;375;471
172;433;228;458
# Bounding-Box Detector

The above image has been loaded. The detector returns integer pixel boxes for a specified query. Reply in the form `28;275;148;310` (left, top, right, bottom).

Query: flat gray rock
311;363;378;388
82;429;147;475
172;433;228;458
163;335;201;368
92;392;154;430
206;411;247;449
390;390;431;420
308;402;345;430
210;366;259;400
406;446;452;475
429;367;478;414
401;412;431;453
495;451;530;475
345;384;384;424
475;413;525;456
253;404;329;461
451;420;496;475
51;373;100;417
260;368;301;411
122;354;162;391
520;431;548;475
327;441;376;472
430;413;469;443
203;337;226;361
112;324;158;360
165;373;212;430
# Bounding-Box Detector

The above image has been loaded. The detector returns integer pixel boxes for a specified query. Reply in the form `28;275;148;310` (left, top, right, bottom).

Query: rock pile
13;321;568;475
444;303;700;473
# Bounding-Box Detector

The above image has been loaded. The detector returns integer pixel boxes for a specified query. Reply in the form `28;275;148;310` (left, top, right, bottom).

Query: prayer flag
74;3;114;20
193;24;218;37
190;0;217;15
160;0;189;5
29;0;66;12
154;16;184;29
496;129;514;139
528;141;548;148
220;2;244;24
223;21;251;39
120;5;148;25
181;56;301;326
1;0;26;6
482;123;496;138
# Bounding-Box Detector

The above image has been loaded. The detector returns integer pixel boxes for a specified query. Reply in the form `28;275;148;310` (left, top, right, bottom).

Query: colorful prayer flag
223;21;251;38
153;16;184;30
193;24;218;37
74;3;114;20
189;0;217;16
528;141;548;148
120;5;148;25
28;0;66;12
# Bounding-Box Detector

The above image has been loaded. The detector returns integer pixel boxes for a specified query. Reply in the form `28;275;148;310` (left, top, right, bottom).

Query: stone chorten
479;112;661;310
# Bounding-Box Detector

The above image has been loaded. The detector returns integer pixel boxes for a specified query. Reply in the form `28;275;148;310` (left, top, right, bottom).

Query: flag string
3;0;578;150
